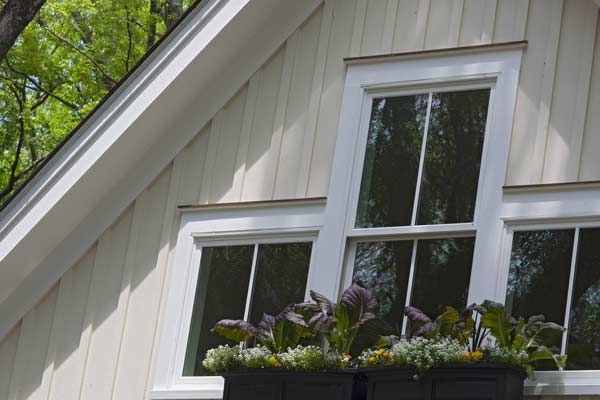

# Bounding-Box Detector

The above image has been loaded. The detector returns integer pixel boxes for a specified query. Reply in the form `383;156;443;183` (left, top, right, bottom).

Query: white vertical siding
1;1;600;399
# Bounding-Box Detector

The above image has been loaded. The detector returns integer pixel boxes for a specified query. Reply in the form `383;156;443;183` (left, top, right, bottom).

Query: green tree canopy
0;0;195;206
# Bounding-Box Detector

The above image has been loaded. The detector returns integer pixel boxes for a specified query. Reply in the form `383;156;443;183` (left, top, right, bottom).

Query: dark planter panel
360;363;525;400
222;370;359;400
428;363;526;400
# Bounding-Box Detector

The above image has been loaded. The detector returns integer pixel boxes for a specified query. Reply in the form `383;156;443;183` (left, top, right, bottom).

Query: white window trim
499;185;600;396
151;198;325;399
312;44;525;309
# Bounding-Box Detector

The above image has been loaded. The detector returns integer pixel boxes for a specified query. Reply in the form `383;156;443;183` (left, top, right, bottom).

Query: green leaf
212;319;256;342
480;300;513;347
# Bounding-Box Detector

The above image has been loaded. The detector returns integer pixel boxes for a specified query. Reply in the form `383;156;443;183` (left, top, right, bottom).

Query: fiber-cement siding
2;1;600;399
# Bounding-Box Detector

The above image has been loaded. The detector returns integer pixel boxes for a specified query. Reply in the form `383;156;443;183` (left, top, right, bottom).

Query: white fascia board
0;0;322;341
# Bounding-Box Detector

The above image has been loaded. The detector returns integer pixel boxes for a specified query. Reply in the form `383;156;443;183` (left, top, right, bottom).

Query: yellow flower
368;356;377;364
375;349;385;356
343;354;352;361
464;351;484;362
383;351;390;358
268;355;281;367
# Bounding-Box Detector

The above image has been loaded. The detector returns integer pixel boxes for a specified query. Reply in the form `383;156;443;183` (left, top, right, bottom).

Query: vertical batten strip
78;208;134;400
111;170;171;400
274;9;322;199
0;324;20;400
579;12;600;181
307;0;359;197
505;0;563;185
7;287;58;400
210;88;248;203
542;0;597;182
297;0;334;198
392;0;430;52
381;0;400;53
492;0;530;43
198;112;224;204
232;76;260;202
458;0;497;46
270;33;300;200
349;0;368;58
46;249;96;400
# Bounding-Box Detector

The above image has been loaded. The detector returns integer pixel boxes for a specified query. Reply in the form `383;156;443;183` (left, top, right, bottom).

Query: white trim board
0;0;323;342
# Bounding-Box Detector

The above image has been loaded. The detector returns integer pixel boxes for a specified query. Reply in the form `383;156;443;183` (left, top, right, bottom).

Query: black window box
222;369;362;400
359;363;526;400
221;363;525;400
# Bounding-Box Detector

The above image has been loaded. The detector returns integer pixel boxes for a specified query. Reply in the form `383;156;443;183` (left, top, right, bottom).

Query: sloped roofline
0;0;322;341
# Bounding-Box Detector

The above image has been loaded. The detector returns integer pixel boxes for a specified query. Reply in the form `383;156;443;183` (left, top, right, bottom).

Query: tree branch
0;0;47;60
38;24;117;86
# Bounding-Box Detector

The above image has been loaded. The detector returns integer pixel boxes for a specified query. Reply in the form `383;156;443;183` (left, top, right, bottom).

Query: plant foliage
212;306;312;353
296;282;382;355
404;300;566;377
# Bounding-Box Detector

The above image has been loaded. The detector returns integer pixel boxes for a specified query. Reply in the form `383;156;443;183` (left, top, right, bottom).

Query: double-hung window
348;88;490;334
152;199;324;398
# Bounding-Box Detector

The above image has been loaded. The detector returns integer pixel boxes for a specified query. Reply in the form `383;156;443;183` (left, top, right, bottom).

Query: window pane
416;89;489;225
567;228;600;370
506;230;573;369
410;237;475;318
356;95;428;228
248;242;312;324
352;241;413;335
183;245;254;376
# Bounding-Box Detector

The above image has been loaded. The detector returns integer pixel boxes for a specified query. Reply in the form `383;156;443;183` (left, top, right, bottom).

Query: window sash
501;223;600;369
178;235;316;377
345;83;494;237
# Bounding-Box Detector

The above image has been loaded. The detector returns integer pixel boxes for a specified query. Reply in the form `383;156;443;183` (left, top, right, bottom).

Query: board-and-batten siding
1;1;600;399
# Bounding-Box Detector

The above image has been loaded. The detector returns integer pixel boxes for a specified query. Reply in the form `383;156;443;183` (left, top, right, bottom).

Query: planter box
222;369;361;400
359;363;526;400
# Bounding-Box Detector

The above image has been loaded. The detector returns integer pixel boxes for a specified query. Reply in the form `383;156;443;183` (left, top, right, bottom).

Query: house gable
1;1;600;399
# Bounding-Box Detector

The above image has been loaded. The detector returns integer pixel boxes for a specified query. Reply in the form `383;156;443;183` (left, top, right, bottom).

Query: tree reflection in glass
506;230;573;370
410;237;475;318
184;245;254;376
248;242;312;325
356;95;427;227
352;240;413;335
416;90;489;225
567;228;600;370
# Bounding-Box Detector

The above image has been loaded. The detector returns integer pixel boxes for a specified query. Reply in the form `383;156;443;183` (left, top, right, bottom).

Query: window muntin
352;237;474;335
507;227;600;371
183;240;312;376
355;89;489;229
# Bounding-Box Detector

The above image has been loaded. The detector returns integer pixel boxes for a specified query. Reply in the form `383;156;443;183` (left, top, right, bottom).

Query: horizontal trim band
344;41;528;65
178;197;327;212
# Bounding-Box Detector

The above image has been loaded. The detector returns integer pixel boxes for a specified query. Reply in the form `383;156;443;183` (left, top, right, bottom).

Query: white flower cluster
202;344;242;373
485;346;529;367
202;344;342;373
277;345;341;371
236;345;272;369
390;337;465;372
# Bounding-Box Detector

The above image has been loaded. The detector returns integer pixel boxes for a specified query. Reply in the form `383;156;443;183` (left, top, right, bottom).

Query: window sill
525;371;600;396
151;385;223;399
